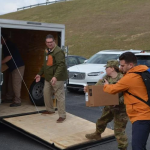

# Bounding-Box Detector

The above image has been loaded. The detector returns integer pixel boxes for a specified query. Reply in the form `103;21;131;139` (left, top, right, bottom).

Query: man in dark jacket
1;33;25;107
35;34;68;123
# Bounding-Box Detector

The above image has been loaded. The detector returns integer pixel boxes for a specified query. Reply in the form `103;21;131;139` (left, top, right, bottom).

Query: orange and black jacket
104;65;150;123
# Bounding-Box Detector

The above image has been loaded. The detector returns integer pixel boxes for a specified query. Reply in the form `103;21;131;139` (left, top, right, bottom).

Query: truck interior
1;27;60;118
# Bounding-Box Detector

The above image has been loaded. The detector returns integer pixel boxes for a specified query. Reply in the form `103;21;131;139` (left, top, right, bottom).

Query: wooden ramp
3;112;114;149
0;100;46;118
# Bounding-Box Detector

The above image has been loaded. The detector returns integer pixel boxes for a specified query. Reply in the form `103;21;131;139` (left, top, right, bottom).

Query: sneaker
56;117;66;123
10;102;21;107
2;99;13;103
41;111;55;115
85;132;101;140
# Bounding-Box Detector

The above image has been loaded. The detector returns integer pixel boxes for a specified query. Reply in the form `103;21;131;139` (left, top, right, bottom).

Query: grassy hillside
0;0;150;58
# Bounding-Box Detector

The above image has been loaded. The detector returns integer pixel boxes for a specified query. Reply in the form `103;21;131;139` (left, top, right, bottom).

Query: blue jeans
132;120;150;150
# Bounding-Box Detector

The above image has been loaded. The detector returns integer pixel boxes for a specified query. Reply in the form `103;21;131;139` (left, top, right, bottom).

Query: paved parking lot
0;90;150;150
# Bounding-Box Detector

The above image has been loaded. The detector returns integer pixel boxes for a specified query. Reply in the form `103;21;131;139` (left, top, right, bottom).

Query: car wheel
29;77;45;106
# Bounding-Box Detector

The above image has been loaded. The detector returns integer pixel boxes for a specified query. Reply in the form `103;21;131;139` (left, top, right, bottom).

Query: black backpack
126;70;150;107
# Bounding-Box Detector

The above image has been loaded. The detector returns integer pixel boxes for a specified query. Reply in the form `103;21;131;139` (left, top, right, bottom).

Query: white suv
67;49;141;92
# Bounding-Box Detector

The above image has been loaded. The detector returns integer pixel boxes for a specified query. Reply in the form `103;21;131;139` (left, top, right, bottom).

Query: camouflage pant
96;105;128;149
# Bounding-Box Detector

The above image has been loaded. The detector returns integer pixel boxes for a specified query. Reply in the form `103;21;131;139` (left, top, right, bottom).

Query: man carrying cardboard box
103;52;150;150
85;60;128;150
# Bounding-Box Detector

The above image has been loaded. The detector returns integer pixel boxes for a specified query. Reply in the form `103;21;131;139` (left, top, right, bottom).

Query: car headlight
88;72;104;76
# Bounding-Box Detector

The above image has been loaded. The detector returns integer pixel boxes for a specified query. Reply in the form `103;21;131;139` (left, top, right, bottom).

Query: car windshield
136;56;150;67
86;54;120;64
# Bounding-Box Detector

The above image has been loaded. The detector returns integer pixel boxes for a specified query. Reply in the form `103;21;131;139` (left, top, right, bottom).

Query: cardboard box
2;64;8;72
86;85;119;107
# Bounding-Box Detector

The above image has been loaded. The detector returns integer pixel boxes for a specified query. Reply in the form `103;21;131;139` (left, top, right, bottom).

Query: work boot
10;102;21;107
85;132;101;140
57;117;66;123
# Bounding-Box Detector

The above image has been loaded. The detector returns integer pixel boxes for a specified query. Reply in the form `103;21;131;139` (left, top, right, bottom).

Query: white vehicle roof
135;50;150;56
135;53;150;56
97;49;142;54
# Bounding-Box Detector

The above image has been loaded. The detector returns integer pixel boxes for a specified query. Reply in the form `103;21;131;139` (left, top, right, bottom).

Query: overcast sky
0;0;54;15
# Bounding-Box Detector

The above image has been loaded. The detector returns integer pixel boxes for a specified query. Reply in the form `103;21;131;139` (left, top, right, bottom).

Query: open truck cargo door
0;18;65;107
0;19;115;150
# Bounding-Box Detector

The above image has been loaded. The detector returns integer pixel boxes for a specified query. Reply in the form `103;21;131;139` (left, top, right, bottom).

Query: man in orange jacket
103;52;150;150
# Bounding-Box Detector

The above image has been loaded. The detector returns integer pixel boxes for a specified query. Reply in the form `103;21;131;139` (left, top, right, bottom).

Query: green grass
1;0;150;58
